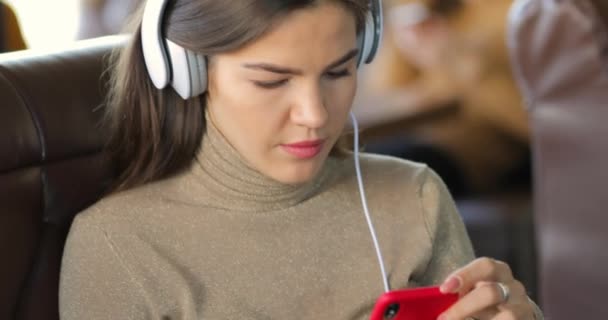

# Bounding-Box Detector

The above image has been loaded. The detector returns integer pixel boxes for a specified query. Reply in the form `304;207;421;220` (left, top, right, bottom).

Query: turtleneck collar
187;114;337;212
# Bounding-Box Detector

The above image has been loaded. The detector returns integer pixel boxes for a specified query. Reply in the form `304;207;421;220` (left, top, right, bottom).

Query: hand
437;257;536;320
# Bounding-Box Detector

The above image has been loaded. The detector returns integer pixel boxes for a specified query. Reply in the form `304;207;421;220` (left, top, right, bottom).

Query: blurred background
3;0;80;50
2;0;139;49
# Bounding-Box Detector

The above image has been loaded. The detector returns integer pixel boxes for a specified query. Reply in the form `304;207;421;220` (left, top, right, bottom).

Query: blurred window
5;0;80;49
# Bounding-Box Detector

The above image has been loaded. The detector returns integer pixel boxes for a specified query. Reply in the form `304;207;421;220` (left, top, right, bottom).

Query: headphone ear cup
356;29;366;67
166;39;193;99
357;12;375;67
195;54;208;94
191;52;207;96
165;40;206;99
358;0;383;67
185;49;202;97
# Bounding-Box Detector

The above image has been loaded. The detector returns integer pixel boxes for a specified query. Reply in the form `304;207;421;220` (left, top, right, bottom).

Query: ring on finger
496;282;510;303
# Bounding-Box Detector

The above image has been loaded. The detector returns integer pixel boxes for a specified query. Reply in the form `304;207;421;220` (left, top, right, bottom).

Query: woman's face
206;2;359;185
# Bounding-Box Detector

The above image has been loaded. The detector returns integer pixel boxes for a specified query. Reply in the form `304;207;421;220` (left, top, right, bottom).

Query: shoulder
73;176;178;233
363;152;450;202
336;152;456;223
328;152;449;213
340;152;434;190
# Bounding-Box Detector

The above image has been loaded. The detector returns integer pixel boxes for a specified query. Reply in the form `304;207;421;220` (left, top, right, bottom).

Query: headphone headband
141;0;383;100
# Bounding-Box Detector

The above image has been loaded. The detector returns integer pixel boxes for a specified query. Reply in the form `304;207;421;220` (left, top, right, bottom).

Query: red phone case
369;286;458;320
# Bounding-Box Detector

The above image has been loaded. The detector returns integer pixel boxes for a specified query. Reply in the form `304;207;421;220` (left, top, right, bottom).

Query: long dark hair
104;0;369;192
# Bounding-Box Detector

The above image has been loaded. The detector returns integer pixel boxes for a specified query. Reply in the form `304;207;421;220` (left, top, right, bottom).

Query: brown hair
104;0;369;192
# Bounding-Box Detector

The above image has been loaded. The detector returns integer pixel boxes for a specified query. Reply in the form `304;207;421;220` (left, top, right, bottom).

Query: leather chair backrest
0;36;123;320
508;0;608;318
0;3;7;52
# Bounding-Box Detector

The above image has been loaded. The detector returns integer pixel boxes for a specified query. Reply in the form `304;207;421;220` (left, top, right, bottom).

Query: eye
325;69;351;79
253;79;288;89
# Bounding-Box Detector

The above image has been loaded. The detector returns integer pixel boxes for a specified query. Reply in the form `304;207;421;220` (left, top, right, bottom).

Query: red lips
280;139;325;159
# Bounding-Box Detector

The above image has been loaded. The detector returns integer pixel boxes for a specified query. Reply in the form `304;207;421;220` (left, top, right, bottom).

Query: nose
290;81;328;129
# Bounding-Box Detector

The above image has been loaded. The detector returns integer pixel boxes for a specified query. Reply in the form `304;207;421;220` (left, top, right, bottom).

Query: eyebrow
242;48;359;75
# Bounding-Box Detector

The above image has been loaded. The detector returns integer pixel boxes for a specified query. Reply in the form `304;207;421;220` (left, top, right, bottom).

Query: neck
185;115;336;212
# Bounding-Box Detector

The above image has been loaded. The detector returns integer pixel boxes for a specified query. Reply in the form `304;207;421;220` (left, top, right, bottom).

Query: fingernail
440;276;462;293
437;314;448;320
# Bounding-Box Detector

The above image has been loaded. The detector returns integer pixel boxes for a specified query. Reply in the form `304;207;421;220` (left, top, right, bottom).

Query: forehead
222;2;358;65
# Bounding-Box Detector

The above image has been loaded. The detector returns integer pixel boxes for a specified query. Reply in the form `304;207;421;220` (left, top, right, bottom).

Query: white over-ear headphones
141;0;383;100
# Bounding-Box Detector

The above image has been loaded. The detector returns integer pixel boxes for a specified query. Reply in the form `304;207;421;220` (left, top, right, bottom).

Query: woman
59;0;542;319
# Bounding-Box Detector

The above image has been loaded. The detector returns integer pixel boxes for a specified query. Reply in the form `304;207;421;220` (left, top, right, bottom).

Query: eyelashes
253;69;352;89
253;79;289;89
325;69;351;79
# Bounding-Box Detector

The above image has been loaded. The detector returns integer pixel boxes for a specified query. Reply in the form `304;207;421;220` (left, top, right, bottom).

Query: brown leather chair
0;36;122;320
508;0;608;318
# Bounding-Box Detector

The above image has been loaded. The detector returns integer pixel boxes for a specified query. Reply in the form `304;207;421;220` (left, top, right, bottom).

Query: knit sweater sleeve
59;214;154;320
416;167;476;286
413;167;545;318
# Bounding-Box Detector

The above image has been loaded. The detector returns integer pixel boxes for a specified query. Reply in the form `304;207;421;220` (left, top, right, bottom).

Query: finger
440;257;513;294
496;280;528;306
467;308;497;320
475;280;528;307
438;282;506;319
492;306;529;320
495;290;536;320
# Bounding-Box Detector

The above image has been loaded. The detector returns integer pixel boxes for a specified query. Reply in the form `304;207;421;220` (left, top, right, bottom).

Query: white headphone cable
349;112;390;293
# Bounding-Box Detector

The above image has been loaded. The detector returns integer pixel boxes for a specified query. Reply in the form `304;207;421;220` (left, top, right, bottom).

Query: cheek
325;78;357;127
210;77;284;155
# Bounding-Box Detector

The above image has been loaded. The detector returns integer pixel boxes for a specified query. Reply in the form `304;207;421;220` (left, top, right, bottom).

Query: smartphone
369;286;458;320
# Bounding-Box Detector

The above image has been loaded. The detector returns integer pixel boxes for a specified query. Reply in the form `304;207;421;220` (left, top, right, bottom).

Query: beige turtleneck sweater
59;120;475;319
